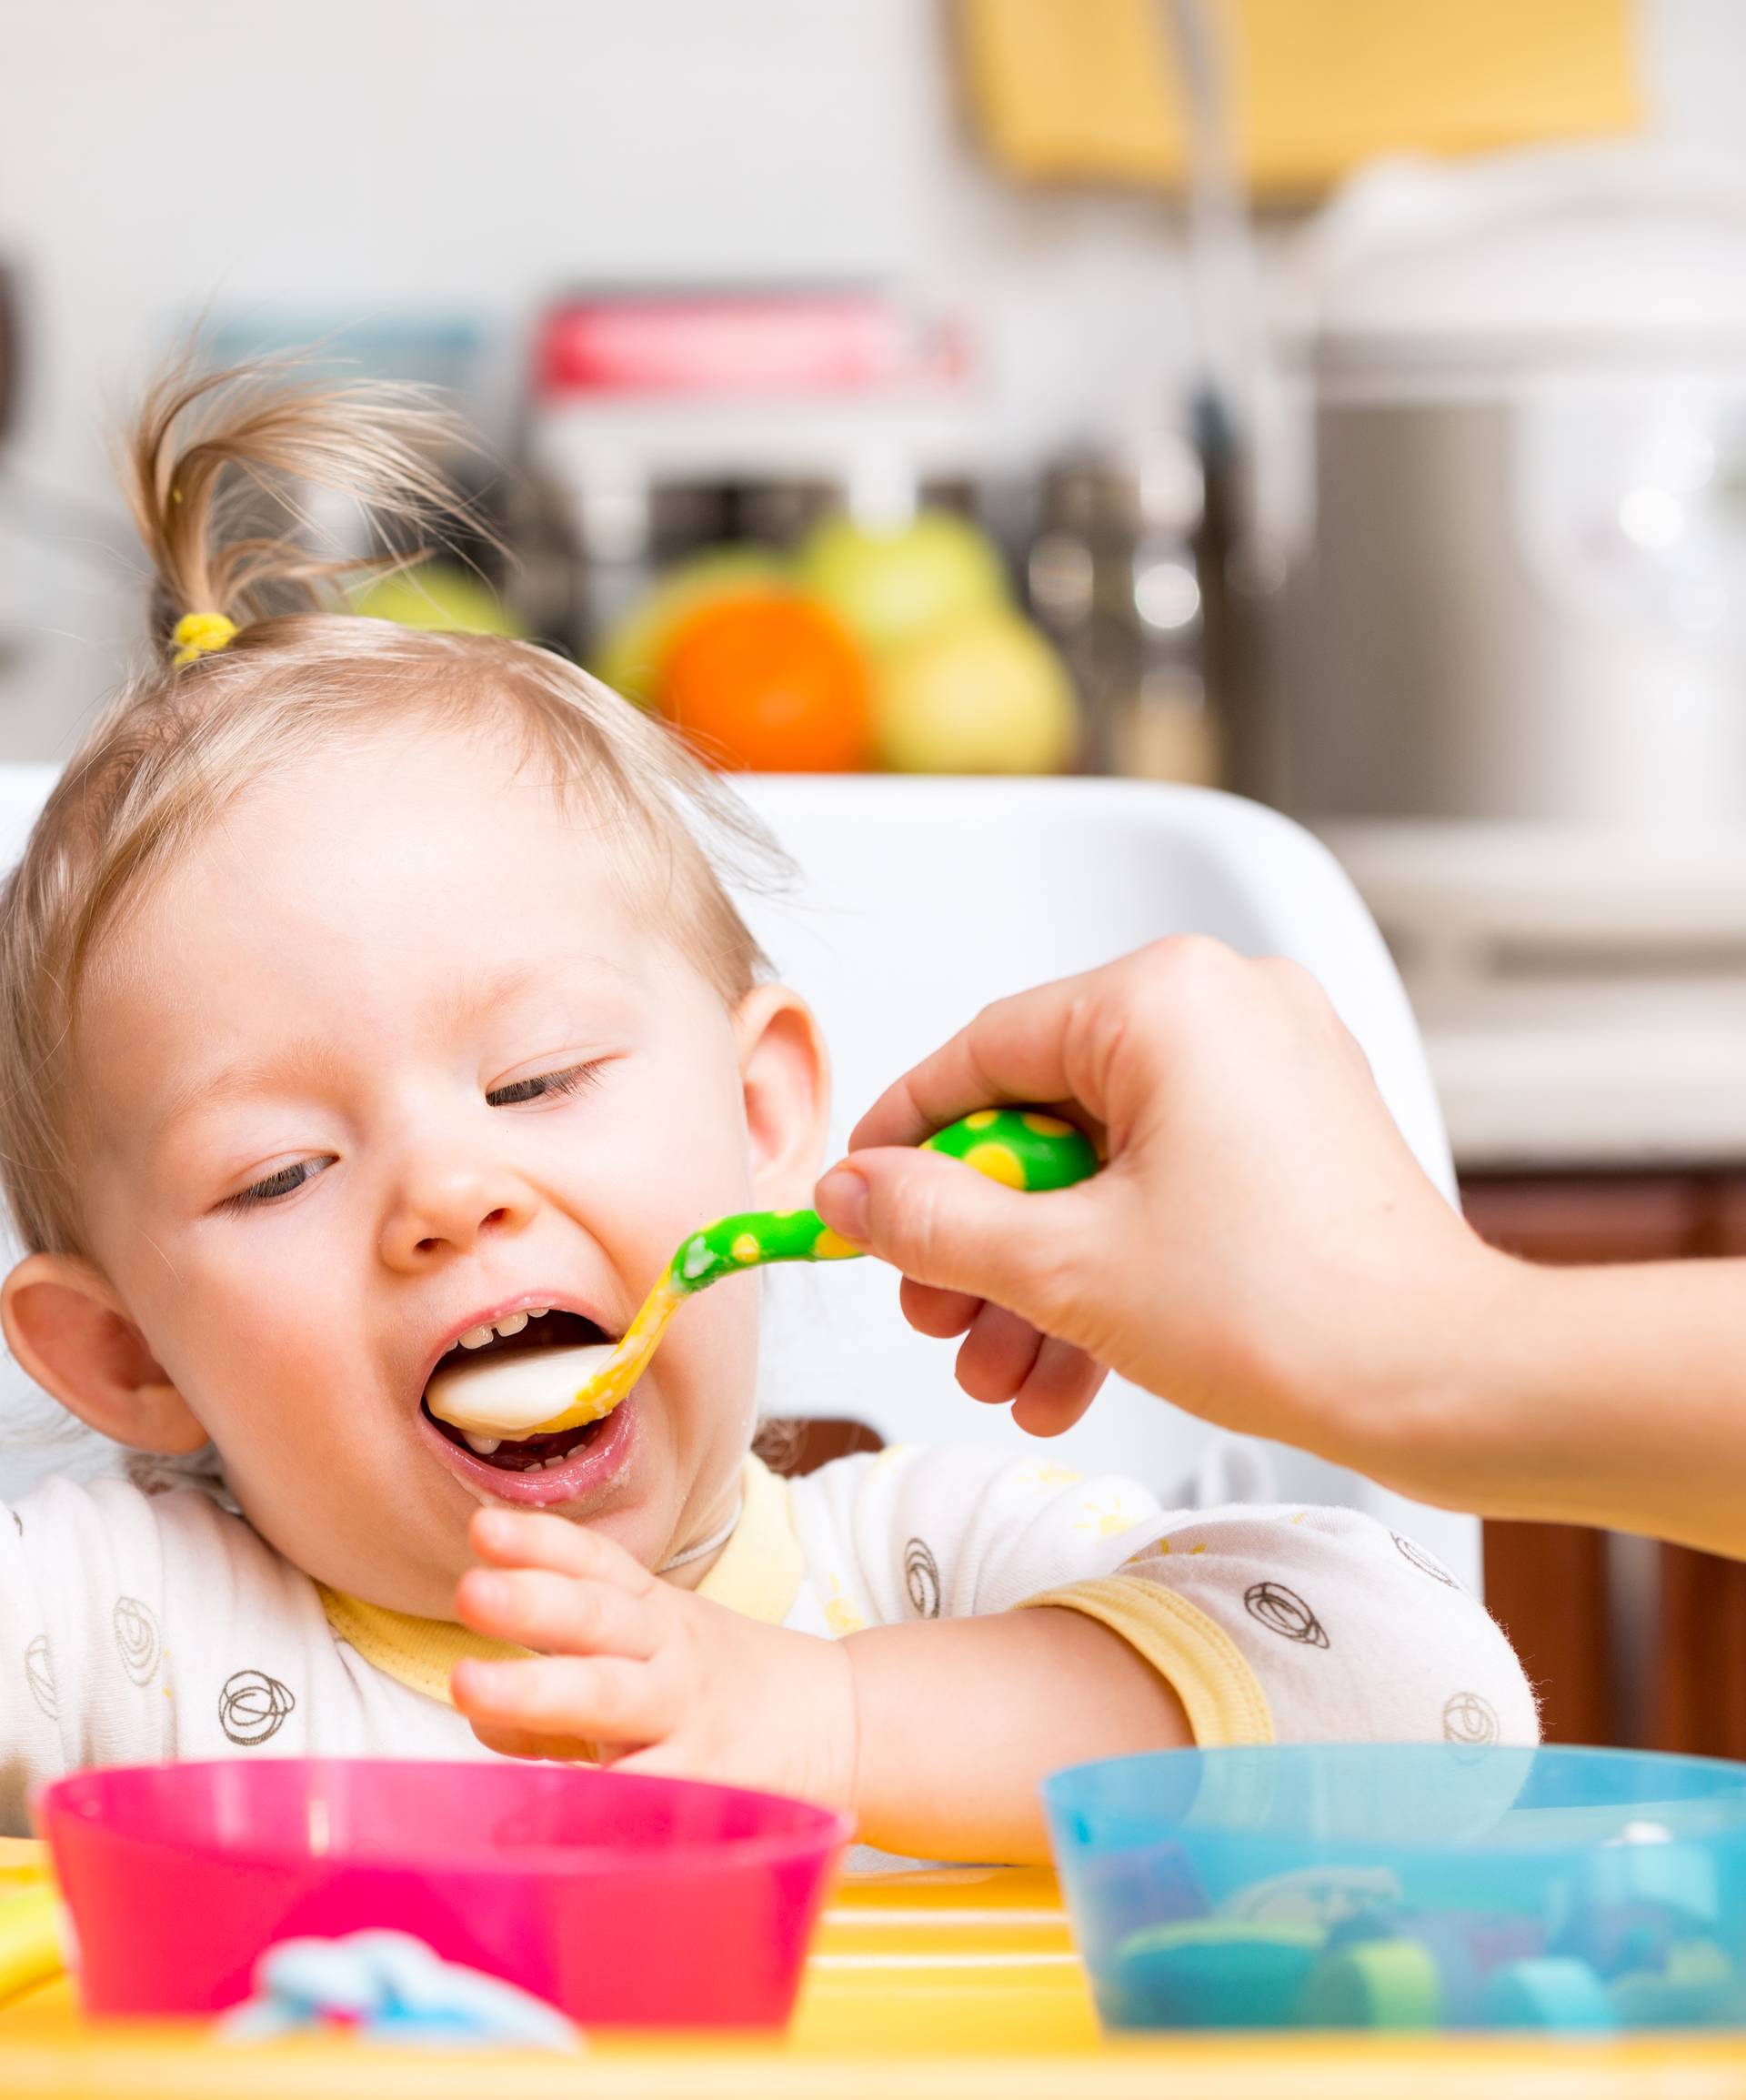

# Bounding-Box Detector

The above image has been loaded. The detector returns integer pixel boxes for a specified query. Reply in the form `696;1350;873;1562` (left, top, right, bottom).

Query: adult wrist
1337;1238;1553;1518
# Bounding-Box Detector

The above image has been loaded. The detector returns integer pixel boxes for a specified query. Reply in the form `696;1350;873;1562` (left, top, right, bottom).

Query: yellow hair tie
171;611;238;665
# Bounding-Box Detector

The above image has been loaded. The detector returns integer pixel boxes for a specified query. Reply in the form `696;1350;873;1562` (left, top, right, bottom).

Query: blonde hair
0;358;782;1259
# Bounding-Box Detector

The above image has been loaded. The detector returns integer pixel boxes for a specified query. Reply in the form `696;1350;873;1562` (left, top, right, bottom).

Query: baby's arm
451;1508;1188;1864
837;1500;1540;1855
837;1607;1189;1860
450;1491;1537;1864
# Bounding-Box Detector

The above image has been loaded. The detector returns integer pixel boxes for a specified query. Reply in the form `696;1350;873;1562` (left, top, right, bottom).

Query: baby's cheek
653;1270;762;1444
617;1020;760;1209
629;1115;755;1229
177;1286;375;1475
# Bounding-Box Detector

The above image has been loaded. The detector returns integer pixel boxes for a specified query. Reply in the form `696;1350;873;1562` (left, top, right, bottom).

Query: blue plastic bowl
1043;1745;1746;2034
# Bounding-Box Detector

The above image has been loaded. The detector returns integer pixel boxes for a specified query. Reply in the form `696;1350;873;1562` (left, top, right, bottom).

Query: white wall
0;0;1206;753
0;0;1739;757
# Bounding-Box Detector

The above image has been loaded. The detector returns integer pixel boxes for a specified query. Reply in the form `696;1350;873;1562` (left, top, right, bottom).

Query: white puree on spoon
425;1342;619;1438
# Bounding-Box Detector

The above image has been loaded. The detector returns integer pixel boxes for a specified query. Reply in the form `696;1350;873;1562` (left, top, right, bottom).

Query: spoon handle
667;1108;1099;1299
468;1109;1104;1441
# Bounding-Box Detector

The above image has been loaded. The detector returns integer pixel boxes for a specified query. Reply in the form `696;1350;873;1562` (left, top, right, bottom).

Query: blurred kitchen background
6;0;1746;1753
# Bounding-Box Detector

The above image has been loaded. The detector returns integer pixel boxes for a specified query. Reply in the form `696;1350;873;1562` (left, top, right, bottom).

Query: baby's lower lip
418;1393;638;1509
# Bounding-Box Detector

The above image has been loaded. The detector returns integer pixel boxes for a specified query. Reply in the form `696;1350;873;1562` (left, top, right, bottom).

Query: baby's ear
733;983;830;1208
1;1254;208;1455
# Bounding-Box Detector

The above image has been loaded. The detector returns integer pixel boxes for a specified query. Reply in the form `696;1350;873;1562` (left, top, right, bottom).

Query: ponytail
119;354;475;663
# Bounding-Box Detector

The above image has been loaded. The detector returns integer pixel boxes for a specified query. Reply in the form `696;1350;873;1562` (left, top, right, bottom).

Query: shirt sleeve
1026;1504;1540;1752
1;1468;530;1832
0;1473;185;1834
787;1442;1170;1633
788;1448;1537;1756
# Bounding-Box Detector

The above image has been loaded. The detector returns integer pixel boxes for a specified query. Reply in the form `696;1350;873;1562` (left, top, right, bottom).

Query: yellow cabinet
959;0;1638;196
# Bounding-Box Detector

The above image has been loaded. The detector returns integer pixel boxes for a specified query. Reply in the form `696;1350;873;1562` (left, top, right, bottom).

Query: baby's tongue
426;1342;617;1439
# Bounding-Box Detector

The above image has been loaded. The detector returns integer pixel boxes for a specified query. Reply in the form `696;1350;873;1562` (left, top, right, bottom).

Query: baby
0;365;1536;1858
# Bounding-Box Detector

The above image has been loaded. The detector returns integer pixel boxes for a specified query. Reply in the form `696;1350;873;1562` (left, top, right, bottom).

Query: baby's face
59;725;819;1614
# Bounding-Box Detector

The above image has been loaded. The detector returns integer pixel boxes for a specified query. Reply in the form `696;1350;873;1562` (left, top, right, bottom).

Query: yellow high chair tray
5;1839;1746;2098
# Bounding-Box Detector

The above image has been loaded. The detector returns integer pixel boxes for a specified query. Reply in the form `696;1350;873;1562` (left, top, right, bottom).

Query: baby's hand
450;1508;858;1808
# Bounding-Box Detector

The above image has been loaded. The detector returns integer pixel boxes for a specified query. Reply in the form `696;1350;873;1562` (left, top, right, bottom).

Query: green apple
351;561;524;637
592;547;788;704
797;510;1008;654
874;610;1079;775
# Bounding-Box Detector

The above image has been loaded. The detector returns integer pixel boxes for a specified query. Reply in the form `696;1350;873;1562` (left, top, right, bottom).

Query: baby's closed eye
222;1156;335;1211
485;1060;606;1109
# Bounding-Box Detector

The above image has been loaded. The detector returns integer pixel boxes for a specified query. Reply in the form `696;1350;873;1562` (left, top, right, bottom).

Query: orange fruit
657;592;873;772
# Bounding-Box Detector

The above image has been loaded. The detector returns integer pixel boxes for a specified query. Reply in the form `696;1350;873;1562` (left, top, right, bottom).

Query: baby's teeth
458;1326;492;1351
494;1311;528;1339
528;1306;550;1320
463;1432;501;1456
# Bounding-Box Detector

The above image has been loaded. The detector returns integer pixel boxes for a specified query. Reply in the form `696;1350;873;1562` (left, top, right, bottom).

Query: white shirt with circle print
0;1443;1537;1836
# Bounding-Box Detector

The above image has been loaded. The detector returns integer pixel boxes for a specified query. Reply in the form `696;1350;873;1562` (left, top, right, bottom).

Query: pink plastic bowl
35;1758;851;2027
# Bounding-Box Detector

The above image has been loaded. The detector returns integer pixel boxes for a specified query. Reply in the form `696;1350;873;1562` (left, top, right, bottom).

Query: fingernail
816;1164;868;1241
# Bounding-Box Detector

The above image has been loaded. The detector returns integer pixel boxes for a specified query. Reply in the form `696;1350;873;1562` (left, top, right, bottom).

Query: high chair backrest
0;766;1479;1589
736;777;1480;1590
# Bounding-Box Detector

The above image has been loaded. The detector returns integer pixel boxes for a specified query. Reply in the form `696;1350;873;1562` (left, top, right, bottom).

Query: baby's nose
380;1162;535;1267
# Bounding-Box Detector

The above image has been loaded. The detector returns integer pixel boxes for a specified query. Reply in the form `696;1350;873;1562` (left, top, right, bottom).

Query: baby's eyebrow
147;951;638;1147
148;1037;354;1146
429;950;638;1040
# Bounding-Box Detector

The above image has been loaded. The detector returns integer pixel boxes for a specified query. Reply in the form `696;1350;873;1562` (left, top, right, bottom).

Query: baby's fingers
452;1654;672;1750
467;1719;590;1763
468;1506;653;1591
456;1566;664;1660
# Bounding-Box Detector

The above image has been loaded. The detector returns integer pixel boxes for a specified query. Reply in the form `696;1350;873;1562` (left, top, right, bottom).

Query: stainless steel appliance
1274;146;1746;825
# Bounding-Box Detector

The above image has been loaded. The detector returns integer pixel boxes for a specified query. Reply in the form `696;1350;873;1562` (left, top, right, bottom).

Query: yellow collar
317;1454;801;1708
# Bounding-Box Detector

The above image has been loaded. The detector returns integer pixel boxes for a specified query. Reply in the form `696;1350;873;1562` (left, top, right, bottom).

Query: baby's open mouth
421;1308;618;1473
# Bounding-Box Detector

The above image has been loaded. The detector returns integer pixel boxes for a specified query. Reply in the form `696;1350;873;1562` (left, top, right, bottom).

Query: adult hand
814;939;1510;1462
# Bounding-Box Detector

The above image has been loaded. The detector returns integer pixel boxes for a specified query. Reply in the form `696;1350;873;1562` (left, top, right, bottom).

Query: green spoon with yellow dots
424;1109;1099;1449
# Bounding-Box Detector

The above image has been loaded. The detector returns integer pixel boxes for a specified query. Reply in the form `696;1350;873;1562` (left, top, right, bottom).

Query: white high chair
0;766;1479;1588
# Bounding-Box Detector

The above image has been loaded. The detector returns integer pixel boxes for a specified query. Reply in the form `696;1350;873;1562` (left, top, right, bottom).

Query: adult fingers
844;970;1109;1154
898;1274;983;1340
953;1301;1044;1405
815;1145;1089;1332
1009;1335;1108;1438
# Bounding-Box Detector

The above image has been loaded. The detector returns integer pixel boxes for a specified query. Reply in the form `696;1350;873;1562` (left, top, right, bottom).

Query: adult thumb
814;1145;1063;1313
